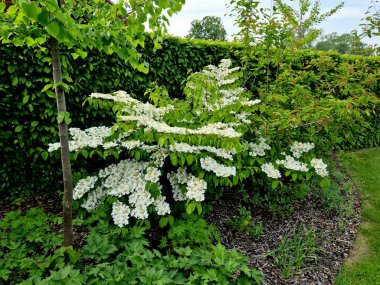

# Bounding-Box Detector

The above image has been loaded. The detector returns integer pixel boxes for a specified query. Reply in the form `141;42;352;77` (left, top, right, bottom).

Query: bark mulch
206;188;361;285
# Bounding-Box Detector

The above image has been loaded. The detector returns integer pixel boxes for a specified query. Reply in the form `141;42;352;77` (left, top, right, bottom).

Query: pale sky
167;0;380;45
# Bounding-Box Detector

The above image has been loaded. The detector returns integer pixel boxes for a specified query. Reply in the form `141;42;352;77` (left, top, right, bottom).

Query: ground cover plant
0;208;263;284
335;148;380;285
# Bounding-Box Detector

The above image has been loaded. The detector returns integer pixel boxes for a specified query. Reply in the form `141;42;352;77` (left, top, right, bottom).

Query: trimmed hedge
0;36;379;202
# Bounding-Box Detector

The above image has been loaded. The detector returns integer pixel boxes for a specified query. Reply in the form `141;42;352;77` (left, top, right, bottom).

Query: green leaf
320;178;331;188
42;84;53;93
186;202;196;215
23;95;30;104
196;203;202;214
170;154;178;166
46;22;60;37
271;180;279;189
20;2;41;21
15;125;24;132
37;9;50;26
158;136;166;147
186;155;193;165
7;65;16;73
159;217;168;228
41;151;49;161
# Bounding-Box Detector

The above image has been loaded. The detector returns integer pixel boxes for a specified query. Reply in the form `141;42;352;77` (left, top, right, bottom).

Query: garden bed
0;166;361;285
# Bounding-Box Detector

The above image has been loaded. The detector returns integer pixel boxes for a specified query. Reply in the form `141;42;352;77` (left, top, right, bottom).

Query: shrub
47;60;329;227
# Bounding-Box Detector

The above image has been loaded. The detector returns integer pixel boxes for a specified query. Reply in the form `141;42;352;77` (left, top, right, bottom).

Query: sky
167;0;380;45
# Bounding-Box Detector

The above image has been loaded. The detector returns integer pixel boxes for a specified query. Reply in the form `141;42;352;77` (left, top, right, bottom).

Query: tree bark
51;37;73;247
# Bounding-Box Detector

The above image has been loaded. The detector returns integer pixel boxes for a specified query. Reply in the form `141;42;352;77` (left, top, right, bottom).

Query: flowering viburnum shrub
49;59;329;227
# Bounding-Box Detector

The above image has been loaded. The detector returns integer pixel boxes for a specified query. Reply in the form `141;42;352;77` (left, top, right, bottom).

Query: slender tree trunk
51;37;73;247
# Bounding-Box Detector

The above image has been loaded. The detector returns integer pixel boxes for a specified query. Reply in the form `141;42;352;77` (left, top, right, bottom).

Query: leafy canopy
187;16;227;41
0;0;185;72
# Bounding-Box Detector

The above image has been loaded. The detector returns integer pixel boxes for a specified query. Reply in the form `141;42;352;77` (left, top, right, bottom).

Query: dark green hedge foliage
0;36;379;202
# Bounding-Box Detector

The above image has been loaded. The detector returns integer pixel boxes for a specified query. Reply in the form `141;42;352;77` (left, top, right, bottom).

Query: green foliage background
0;36;379;202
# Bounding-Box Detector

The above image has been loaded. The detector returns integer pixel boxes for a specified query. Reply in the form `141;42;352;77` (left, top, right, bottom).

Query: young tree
187;16;227;41
0;0;184;246
357;0;379;54
274;0;344;47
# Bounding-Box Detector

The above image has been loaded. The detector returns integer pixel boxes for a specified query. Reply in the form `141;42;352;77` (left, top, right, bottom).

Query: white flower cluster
290;141;315;158
310;158;329;177
200;156;236;177
169;142;236;160
121;140;159;154
81;187;104;211
119;116;241;138
154;195;171;215
167;168;189;201
111;201;131;227
91;91;173;120
241;99;262;106
276;155;309;172
145;167;161;183
150;149;168;167
203;59;240;87
235;112;252;124
48;126;113;152
261;163;282;179
73;176;98;200
248;138;271;157
75;159;172;226
167;167;207;202
186;176;207;202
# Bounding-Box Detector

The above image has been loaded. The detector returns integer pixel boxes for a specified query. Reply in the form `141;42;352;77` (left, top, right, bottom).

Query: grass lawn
335;148;380;285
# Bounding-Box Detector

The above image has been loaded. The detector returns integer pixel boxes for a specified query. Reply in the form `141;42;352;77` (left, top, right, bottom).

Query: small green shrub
225;206;264;240
161;215;220;249
317;182;344;212
268;226;320;278
252;181;312;217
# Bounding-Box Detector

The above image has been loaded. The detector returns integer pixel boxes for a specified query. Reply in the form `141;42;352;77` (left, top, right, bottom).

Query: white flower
103;142;119;149
186;176;207;202
310;158;329;177
111;201;131;227
200;157;236;177
154;195;171;215
276;155;309;172
145;167;161;183
248;137;271;157
261;163;281;179
167;168;191;201
81;187;104;211
290;141;315;158
73;176;98;200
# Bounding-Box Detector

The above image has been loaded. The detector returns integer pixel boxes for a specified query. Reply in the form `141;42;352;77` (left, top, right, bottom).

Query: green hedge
0;36;379;202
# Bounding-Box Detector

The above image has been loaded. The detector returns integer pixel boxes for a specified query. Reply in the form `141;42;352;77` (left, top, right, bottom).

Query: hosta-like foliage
49;60;329;226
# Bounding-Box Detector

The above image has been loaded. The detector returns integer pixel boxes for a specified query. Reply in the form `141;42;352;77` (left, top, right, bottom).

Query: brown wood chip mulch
205;187;361;285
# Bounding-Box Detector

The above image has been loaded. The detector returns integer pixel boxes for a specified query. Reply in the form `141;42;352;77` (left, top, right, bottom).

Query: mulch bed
206;187;361;285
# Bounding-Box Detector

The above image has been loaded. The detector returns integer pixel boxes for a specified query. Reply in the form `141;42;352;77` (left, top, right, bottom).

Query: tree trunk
51;37;74;247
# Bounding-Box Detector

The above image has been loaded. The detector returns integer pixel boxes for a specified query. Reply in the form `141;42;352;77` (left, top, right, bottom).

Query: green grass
335;148;380;285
